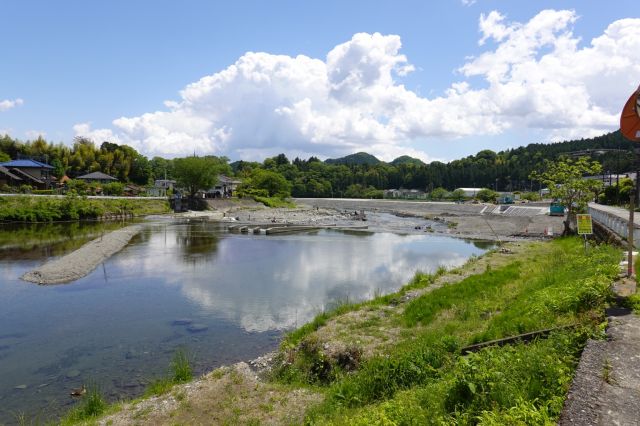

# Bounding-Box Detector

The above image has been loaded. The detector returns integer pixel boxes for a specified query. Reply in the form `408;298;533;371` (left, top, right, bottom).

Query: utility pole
628;183;635;277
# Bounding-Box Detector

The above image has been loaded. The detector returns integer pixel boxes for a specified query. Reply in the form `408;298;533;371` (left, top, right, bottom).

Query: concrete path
560;278;640;426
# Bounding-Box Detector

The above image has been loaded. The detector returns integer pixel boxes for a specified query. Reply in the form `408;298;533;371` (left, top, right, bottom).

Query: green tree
51;158;65;178
530;157;602;235
476;188;498;203
429;187;448;200
450;189;466;201
250;169;291;198
0;151;10;162
174;156;227;198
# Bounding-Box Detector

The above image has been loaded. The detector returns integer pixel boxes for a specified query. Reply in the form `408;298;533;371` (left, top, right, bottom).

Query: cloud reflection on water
115;225;483;332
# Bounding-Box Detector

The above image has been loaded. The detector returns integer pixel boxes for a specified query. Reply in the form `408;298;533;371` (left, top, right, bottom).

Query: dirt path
21;224;142;284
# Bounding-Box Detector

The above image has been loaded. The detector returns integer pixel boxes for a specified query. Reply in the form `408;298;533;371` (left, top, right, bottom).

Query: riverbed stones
172;318;193;326
65;369;81;378
186;323;208;333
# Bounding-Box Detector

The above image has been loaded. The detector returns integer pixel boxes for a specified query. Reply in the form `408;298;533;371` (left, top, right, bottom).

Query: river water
0;216;490;423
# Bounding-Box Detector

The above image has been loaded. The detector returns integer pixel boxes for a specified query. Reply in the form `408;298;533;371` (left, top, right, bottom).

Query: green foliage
624;293;640;314
522;191;542;201
146;348;193;396
247;169;292;198
476;188;498;202
0;130;633;200
65;179;88;194
61;383;107;423
171;348;193;383
102;182;124;196
0;195;169;222
449;189;466;201
294;238;618;424
174;156;229;198
0;150;10;162
390;155;426;167
530;158;602;234
601;177;634;206
404;262;521;326
325;152;381;166
344;184;383;199
429;187;448;200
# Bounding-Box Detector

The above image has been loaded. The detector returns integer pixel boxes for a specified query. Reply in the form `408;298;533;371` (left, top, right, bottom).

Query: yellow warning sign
577;214;593;235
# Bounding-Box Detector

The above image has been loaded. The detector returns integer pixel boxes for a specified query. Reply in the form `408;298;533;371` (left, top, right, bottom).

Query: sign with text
577;214;593;235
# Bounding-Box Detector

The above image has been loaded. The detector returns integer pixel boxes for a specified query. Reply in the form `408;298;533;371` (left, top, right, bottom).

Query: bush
429;187;448;200
102;182;124;196
522;191;542;201
18;184;32;194
476;188;498;203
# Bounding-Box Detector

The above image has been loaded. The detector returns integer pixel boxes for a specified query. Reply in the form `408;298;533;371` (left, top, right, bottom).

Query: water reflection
0;219;490;422
115;226;483;332
0;220;131;260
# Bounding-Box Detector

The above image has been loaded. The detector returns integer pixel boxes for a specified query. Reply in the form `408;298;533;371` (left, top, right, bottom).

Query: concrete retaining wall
588;205;640;248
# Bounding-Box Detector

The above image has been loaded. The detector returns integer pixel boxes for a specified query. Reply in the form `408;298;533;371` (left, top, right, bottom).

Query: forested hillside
0;131;634;196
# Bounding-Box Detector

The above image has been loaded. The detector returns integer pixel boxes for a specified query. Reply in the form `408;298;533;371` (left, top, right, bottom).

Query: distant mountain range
324;152;426;167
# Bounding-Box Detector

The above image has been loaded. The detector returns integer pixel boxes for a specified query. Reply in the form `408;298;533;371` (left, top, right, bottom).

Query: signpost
577;214;592;253
576;214;593;235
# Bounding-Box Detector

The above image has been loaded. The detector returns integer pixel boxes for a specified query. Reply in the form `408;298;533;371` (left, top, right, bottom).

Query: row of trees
0;131;634;199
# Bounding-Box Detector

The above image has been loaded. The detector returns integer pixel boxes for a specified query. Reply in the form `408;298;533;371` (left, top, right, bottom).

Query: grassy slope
276;238;619;424
61;238;620;425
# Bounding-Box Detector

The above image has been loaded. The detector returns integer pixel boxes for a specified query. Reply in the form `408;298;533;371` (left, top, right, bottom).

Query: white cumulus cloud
25;130;47;139
0;98;23;112
74;11;640;160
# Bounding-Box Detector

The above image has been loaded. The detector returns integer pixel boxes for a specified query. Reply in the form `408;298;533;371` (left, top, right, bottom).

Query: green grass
281;269;446;350
59;383;107;425
275;238;619;424
0;195;170;222
146;348;193;397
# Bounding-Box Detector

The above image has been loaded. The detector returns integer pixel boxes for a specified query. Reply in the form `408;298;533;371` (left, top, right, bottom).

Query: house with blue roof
0;159;54;189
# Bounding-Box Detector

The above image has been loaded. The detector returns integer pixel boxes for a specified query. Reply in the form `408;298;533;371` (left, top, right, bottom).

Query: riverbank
21;224;143;284
69;236;619;425
0;195;170;222
208;197;564;242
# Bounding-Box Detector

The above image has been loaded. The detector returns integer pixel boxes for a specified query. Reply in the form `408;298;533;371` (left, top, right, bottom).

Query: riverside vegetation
57;237;620;425
0;195;169;222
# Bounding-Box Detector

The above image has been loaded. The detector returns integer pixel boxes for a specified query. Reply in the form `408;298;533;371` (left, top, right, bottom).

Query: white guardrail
588;204;640;248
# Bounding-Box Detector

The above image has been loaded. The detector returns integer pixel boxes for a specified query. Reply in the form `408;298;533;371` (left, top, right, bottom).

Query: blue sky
1;1;639;162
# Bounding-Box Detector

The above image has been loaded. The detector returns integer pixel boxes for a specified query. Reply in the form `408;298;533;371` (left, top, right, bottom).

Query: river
0;215;491;423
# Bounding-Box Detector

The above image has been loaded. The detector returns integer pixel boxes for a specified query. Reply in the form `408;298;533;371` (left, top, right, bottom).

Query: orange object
620;85;640;142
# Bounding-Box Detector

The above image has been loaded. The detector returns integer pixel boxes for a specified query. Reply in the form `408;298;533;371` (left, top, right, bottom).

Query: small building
383;188;427;199
0;165;24;188
0;159;54;189
76;171;118;184
208;175;241;198
148;179;176;197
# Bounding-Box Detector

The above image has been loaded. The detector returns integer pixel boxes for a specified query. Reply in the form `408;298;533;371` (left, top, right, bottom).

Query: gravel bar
21;224;143;285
